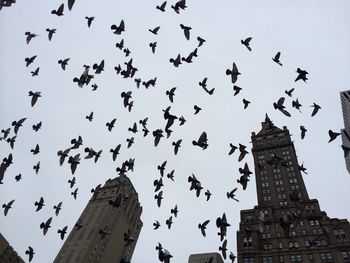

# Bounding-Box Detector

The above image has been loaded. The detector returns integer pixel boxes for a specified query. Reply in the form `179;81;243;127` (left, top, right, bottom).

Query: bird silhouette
71;188;78;199
295;68;308;82
198;219;210;237
205;190;212;201
126;137;135;148
171;0;187;13
273;97;291;117
53;202;62;216
328;130;340;143
30;144;40;155
70;135;83;149
172;139;182;155
154;191;163;207
57;148;71;166
86;112;94;122
197;36;206;47
171;205;178;217
25;246;34;262
85;16;95;28
149;26;160;35
167;170;175;181
110;144;121;161
28;91;41;107
180;24;191;40
153;220;161;230
58;58;70;70
46;28;56;41
153;129;164;146
25;55;37;67
51;3;64;16
216;213;230;241
2;199;15;216
156;1;167;12
242;98;251;109
228;144;237;155
292;98;302;112
194;105;202;115
169;54;181;67
165;215;173;229
30;67;40;77
226;62;240;84
241;37;252;51
34;197;45;212
311;103;321;117
229;252;236;263
233;85;242;96
111;20;125;35
68;177;76;188
227;188;239;202
68;154;80;175
40;217;52;235
272;51;282;66
33;161;40;175
192;132;208;150
166;87;176;103
32;122;42;132
285;88;294;97
219;239;228;259
300;126;307;139
25;32;38;44
58;226;68;240
106;118;117;132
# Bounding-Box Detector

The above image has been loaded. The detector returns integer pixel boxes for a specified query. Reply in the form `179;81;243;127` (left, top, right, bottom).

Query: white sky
1;1;350;262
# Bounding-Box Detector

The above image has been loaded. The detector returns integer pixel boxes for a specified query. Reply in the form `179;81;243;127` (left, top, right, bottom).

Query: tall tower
237;115;350;263
340;90;350;174
54;175;143;263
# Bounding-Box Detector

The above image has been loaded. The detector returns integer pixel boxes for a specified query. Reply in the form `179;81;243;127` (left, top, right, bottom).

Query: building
54;175;143;263
0;233;24;263
340;90;350;174
237;115;350;263
188;252;224;263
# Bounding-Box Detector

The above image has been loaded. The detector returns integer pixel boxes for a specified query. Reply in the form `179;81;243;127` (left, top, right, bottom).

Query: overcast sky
1;1;350;262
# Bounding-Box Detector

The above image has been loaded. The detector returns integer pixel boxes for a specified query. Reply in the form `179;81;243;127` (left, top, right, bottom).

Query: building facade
237;116;350;263
188;252;224;263
340;90;350;174
0;233;24;263
54;175;143;263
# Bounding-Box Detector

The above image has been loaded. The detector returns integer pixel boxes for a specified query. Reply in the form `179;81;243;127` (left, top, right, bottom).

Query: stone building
54;175;143;263
0;233;24;263
237;115;350;263
188;252;224;263
340;90;350;174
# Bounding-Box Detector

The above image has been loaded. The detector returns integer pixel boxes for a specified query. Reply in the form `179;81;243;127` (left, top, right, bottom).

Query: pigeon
2;199;15;216
197;36;206;47
33;161;40;175
58;58;70;70
12;117;26;134
1;128;11;140
167;170;175;181
86;112;94;122
34;197;45;212
15;174;21;182
57;148;71;166
156;1;167;12
219;239;228;259
180;24;191;40
238;143;248;162
298;163;308;174
328;130;340;143
216;213;230;241
149;42;157;54
121;91;132;108
170;205;178;217
194;105;202;115
128;122;138;133
149;26;160;35
229;252;236;263
272;51;283;66
179;116;186;126
70;136;83;149
285;88;294;97
25;246;35;262
241;37;252;51
30;67;40;77
153;220;161;230
40;217;52;235
226;62;240;84
172;139;182;155
46;28;56;41
71;188;78;199
242;99;251;109
73;66;90;87
126;137;134;148
111;20;125;35
165;216;173;229
198;219;210;237
110;144;121;161
93;60;105;74
169;54;181;67
300;126;307;139
188;174;203;197
273;97;291;117
154;191;163;207
28;91;41;107
58;226;68;240
85;16;95;28
51;3;64;16
237;174;250;190
153;177;164;192
68;177;76;188
192;131;208;150
6;135;16;149
25;32;38;44
67;0;75;10
53;202;62;216
228;144;238;155
226;188;239;202
68;154;80;175
153;129;164;146
205;190;212;201
171;0;187;14
106;118;117;132
233;85;242;96
292;98;302;112
295;68;308;82
25;55;37;67
166;87;176;103
311;103;321;117
157;161;167;177
32;122;42;132
30;144;40;155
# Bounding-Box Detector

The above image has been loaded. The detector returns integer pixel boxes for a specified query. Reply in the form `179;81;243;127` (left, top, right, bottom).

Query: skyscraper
188;252;224;263
54;175;143;263
237;115;350;263
340;90;350;174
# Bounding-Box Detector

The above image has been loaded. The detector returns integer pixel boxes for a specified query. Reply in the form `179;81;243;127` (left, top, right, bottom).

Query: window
305;205;316;214
333;229;348;242
308;253;314;261
243;257;254;263
309;220;319;226
262;256;273;263
342;251;350;259
278;242;283;249
263;243;272;251
243;237;253;248
279;256;284;262
245;215;255;222
290;254;302;262
320;252;333;261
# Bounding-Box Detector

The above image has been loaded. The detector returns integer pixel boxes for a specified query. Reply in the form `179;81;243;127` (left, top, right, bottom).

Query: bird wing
68;0;75;10
275;51;281;60
57;3;64;14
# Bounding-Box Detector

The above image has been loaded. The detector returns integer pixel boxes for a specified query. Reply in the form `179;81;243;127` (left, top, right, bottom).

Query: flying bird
166;87;176;103
153;220;161;230
2;199;15;216
149;26;160;35
285;88;294;97
167;170;175;181
28;91;41;107
153;129;164;146
40;217;52;235
192;131;208;150
30;144;40;155
30;67;40;77
149;42;157;54
111;20;125;35
58;226;68;240
226;62;240;84
25;32;38;44
226;188;239;202
172;139;182;155
205;190;212;201
71;135;83;149
233;85;242;96
194;105;202;115
197;36;206;47
67;0;75;10
228;143;237;155
53;202;62;216
154;191;163;207
272;51;283;66
241;37;252;51
169;54;181;67
51;3;64;16
68;154;80;175
25;246;35;262
57;148;71;166
106;118;117;132
295;68;308;82
198;219;210;237
180;24;191;40
46;28;56;41
25;55;37;67
219;239;228;259
273;97;291;117
58;58;70;70
34;197;45;212
170;205;178;217
68;177;76;188
156;1;167;12
71;188;78;199
300;126;307;139
165;216;173;229
311;103;321;117
242;99;250;109
33;161;40;175
328;130;340;143
110;144;121;161
292;98;302;112
85;16;95;28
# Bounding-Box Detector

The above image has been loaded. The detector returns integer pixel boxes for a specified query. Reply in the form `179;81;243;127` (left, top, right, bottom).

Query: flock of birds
0;1;344;263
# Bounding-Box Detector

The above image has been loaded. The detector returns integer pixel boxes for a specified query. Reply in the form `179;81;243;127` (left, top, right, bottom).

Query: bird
229;252;236;263
86;112;94;122
171;205;178;217
157;161;167;177
110;144;121;161
328;130;340;143
153;129;164;146
149;26;160;35
106;118;117;132
194;105;202;115
197;36;206;47
67;0;75;10
25;32;38;44
166;170;175;181
300;126;307;139
156;1;167;12
153;220;161;230
153;177;164;192
85;16;95;28
238;143;248;162
25;55;37;67
292;98;302;112
237;174;250;190
188;174;203;197
121;91;132;108
33;161;40;175
295;68;308;82
171;0;187;13
124;47;131;56
219;239;228;259
68;177;76;188
58;58;70;70
192;131;208;150
73;66;90;87
28;91;41;107
172;139;182;155
30;144;40;155
179;116;186;126
272;51;283;66
154;191;163;207
298;163;308;174
34;197;45;212
1;128;11;140
228;144;238;155
198;219;210;237
205;190;212;201
68;154;80;175
180;24;191;40
25;246;35;262
71;188;78;199
53;202;62;216
40;217;52;235
199;77;208;89
128;122;138;133
57;148;71;166
227;188;239;202
165;216;173;229
70;136;83;149
58;226;68;240
111;20;125;35
51;3;64;16
2;199;15;216
242;98;251;109
233;85;242;96
241;37;252;51
285;88;294;97
166;87;176;103
126;137;134;148
46;28;56;41
15;174;21;182
226;62;240;84
311;103;321;117
30;67;40;77
169;54;181;67
273;97;291;117
32;122;42;132
149;42;157;54
93;59;105;74
6;135;16;149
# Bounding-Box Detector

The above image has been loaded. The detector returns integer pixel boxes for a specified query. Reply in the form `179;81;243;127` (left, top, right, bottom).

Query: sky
1;0;350;262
